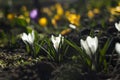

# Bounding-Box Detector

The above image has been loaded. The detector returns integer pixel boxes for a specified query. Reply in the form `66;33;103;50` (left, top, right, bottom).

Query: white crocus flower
21;31;35;45
51;34;64;51
80;36;98;57
115;21;120;31
69;24;76;29
115;42;120;55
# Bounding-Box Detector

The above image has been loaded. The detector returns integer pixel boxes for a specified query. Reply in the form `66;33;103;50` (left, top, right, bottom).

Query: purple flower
30;9;38;19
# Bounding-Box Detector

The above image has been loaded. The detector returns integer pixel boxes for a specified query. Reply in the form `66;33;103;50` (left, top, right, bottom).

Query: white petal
56;36;61;43
115;22;120;31
31;31;35;41
21;33;29;42
69;24;76;29
115;42;120;55
60;34;64;43
58;34;61;39
53;41;59;51
80;39;91;56
28;33;33;44
94;36;98;53
51;34;64;51
51;35;55;43
28;31;35;44
86;36;98;54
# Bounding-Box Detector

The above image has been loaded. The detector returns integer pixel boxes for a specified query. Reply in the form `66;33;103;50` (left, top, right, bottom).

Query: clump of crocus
44;34;68;63
21;30;35;45
80;36;98;58
51;3;64;28
21;30;41;57
115;21;120;31
51;34;64;51
80;36;98;70
67;35;109;71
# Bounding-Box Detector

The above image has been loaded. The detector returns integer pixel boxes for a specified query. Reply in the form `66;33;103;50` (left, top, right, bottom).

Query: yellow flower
87;10;94;19
109;6;120;15
54;14;61;20
55;3;64;16
18;15;25;19
118;2;120;6
18;15;30;24
65;11;70;17
7;13;14;20
38;17;48;27
110;8;117;15
115;6;120;13
42;7;52;16
51;18;57;27
24;11;29;17
57;8;64;16
61;28;71;35
66;12;80;26
93;8;100;14
21;6;27;11
25;17;30;24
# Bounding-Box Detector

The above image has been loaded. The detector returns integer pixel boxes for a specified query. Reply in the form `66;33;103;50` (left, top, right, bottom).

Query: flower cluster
80;36;98;58
21;30;35;45
51;34;64;51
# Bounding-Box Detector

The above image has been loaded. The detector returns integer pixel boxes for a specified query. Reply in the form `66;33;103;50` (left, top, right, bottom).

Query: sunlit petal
115;22;120;31
51;34;64;51
80;39;91;56
21;31;35;45
21;33;29;42
86;36;98;54
69;24;76;29
80;36;98;58
115;42;120;55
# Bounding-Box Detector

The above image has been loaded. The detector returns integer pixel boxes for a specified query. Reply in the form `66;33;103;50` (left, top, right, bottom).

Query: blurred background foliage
0;0;120;47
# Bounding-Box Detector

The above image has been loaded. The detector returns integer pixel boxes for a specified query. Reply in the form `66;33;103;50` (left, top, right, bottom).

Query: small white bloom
69;24;76;29
115;21;120;31
80;36;98;57
51;34;64;51
21;30;35;44
115;42;120;55
81;39;91;55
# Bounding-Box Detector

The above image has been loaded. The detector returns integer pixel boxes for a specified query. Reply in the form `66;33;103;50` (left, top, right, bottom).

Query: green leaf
26;43;30;54
65;39;83;54
100;38;111;56
12;18;28;27
99;38;112;72
65;39;91;66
